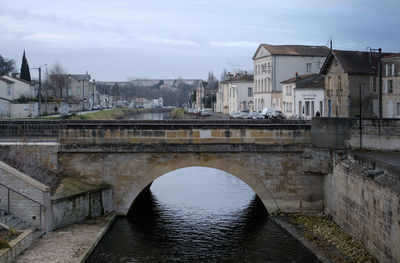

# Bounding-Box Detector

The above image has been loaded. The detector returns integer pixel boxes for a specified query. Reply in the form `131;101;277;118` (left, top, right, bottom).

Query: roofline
3;75;32;85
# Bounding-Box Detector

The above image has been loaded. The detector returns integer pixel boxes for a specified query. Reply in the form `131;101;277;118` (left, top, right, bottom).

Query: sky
1;0;399;81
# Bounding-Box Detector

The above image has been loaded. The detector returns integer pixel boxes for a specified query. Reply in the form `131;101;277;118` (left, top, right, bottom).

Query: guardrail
0;182;46;230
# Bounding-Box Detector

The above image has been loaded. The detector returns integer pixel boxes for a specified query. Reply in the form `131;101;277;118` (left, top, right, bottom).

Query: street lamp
31;64;47;117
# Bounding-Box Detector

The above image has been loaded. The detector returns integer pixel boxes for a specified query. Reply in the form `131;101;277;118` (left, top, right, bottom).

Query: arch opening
125;166;272;217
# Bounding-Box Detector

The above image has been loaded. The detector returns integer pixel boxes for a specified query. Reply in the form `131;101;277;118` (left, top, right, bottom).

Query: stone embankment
272;214;377;263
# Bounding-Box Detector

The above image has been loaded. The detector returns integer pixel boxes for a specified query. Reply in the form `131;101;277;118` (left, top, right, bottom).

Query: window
68;88;72;96
248;87;253;97
397;102;400;116
306;63;312;73
338;76;342;90
305;101;310;116
371;76;377;92
392;64;395;76
7;85;11;95
388;79;393;93
386;64;389;77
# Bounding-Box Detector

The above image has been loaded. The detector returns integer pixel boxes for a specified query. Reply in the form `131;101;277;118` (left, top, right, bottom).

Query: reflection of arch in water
120;160;281;216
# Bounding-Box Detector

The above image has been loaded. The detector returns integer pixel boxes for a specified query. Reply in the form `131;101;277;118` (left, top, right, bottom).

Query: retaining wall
0;161;52;232
324;160;400;262
51;185;113;230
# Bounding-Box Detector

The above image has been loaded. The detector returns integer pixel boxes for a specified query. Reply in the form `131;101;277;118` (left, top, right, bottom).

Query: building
0;75;37;118
48;73;95;112
215;80;230;114
195;81;218;110
224;73;254;113
252;44;329;111
320;50;395;117
381;54;400;118
281;74;315;117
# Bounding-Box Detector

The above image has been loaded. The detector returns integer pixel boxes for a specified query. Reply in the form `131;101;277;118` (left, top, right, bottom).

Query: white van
261;108;274;118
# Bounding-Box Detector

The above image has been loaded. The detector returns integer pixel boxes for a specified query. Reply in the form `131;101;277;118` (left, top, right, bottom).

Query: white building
0;76;38;118
287;74;325;119
221;74;254;114
1;75;35;99
252;44;329;111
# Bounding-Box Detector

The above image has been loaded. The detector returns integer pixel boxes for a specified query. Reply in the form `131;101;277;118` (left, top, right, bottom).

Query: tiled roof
0;76;14;84
296;74;324;89
280;73;316;84
382;53;400;60
261;44;330;57
321;50;397;75
3;75;32;85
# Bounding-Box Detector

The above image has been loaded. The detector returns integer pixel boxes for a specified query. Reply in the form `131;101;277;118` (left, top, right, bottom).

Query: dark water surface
129;113;171;120
87;168;319;263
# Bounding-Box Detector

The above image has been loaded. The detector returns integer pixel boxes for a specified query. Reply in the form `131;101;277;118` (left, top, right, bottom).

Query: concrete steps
0;209;30;231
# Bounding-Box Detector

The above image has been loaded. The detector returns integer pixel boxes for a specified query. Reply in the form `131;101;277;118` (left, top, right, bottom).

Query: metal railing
0;182;46;230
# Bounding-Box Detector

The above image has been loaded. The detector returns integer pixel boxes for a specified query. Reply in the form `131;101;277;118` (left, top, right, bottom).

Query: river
86;167;319;262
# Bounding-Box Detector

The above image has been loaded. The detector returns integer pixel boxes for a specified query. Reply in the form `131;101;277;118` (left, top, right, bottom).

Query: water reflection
87;167;319;263
129;113;171;120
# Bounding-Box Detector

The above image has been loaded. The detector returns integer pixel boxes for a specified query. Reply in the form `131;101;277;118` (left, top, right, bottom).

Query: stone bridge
56;120;331;215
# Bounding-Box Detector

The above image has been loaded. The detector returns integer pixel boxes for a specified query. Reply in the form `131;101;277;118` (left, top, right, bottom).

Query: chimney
295;72;299;80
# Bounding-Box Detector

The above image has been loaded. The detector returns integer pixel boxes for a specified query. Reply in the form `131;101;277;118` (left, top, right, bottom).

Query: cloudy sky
1;0;399;81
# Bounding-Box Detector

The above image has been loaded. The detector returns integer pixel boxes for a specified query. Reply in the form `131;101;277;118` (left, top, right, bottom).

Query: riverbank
14;215;114;263
271;214;377;263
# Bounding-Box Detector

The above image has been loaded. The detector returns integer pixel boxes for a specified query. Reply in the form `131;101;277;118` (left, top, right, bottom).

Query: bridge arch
120;156;280;215
114;152;285;215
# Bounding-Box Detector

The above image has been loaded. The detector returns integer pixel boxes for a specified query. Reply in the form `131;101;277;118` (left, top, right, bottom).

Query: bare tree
49;62;68;100
0;55;15;76
208;71;216;82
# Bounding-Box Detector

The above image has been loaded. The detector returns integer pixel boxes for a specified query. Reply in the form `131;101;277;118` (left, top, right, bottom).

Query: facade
224;74;254;113
49;73;95;112
294;74;325;119
381;55;400;118
281;73;324;119
252;44;329;111
1;75;35;99
281;74;315;117
195;81;218;110
0;76;37;118
320;50;395;118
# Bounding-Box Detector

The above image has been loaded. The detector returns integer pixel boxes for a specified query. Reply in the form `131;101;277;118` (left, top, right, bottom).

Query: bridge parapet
58;120;311;153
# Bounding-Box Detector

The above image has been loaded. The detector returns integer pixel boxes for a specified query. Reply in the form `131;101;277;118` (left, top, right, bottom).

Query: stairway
0;209;31;231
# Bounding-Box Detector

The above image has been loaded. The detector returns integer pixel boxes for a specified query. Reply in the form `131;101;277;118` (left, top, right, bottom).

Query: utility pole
31;64;47;117
378;48;382;118
38;66;42;116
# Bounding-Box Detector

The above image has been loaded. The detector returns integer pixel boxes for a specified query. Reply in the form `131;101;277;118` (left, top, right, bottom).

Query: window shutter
385;80;388;94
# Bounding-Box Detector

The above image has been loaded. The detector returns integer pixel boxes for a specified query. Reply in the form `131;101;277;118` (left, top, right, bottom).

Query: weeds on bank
287;214;377;263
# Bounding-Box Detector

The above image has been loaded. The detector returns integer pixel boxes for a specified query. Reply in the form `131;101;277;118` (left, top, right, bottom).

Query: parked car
201;109;212;117
271;110;285;119
230;111;241;119
261;108;274;119
251;111;264;119
238;111;251;119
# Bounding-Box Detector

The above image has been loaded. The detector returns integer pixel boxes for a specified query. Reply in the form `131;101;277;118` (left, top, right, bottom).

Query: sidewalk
14;215;113;263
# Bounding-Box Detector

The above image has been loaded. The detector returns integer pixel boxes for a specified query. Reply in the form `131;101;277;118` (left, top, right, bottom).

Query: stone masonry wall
0;161;52;232
312;117;400;151
324;160;400;263
51;187;113;230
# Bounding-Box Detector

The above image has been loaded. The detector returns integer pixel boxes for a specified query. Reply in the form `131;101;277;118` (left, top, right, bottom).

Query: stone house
49;73;95;112
252;44;329;111
320;50;395;117
195;81;218;110
381;54;400;118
